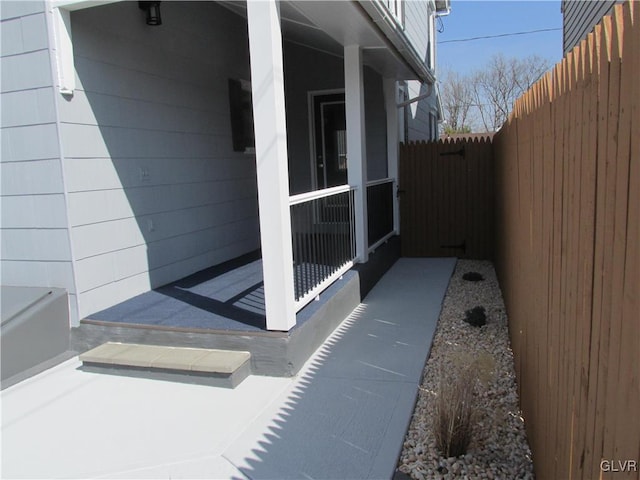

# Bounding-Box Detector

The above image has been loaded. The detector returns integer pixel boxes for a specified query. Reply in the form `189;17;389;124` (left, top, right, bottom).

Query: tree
439;54;551;133
440;69;475;134
443;124;472;136
471;53;550;132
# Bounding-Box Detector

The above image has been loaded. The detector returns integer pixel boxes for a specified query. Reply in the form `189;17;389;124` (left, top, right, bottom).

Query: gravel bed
397;260;534;480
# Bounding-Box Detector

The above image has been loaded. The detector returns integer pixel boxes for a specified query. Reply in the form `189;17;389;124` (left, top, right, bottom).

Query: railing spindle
289;186;357;309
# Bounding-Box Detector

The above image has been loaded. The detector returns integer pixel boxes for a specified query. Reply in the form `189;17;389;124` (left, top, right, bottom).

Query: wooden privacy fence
493;2;638;479
399;136;494;259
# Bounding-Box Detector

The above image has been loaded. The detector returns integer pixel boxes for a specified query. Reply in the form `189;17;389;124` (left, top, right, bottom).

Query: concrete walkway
1;258;455;479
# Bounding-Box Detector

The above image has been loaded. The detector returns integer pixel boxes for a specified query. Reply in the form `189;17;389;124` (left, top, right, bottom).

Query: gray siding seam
64;87;230;116
1;193;65;197
65;181;256;194
68;198;258;228
0;156;61;164
75;237;259;295
62;169;253;184
71;216;258;262
65;182;256;193
76;246;257;296
59;121;233;137
0;87;55;95
0;12;45;22
61;156;248;164
1;121;56;129
0;47;49;59
63;155;249;161
67;81;232;111
0;86;51;93
73;55;237;94
1;259;71;263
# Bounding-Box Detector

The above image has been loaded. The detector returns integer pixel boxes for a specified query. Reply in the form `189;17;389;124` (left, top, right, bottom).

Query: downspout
434;82;445;120
396;83;433;108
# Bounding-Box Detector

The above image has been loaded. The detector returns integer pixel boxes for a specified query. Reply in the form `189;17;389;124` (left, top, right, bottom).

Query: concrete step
79;342;251;388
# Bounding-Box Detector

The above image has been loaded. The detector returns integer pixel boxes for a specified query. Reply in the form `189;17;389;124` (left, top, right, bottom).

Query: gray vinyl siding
403;0;432;67
283;42;344;195
394;1;438;141
562;0;618;54
0;1;78;321
62;2;260;319
405;80;438;142
283;43;390;193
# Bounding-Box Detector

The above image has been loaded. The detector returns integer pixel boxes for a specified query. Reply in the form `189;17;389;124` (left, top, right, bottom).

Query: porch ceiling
219;0;420;81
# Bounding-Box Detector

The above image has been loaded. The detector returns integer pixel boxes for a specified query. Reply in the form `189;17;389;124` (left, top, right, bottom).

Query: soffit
219;0;420;80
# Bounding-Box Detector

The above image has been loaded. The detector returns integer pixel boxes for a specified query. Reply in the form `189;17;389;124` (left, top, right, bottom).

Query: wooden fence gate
399;137;494;259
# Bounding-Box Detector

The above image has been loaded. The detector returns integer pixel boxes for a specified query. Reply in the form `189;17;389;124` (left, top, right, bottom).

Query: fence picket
399;9;636;471
490;4;638;479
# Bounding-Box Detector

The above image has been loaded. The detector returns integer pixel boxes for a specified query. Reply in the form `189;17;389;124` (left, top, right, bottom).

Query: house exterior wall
61;1;260;321
283;42;390;194
283;42;344;195
562;0;619;54
2;0;432;326
400;0;439;142
404;80;438;142
403;0;433;69
0;1;79;321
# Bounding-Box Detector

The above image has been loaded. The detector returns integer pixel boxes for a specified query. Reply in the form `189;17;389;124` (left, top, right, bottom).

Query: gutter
356;0;436;85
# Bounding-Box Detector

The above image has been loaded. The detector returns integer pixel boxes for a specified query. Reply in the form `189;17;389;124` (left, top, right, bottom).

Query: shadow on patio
85;250;268;332
223;258;456;479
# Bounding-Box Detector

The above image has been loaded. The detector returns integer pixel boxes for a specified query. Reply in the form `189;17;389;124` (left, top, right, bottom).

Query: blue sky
436;1;564;75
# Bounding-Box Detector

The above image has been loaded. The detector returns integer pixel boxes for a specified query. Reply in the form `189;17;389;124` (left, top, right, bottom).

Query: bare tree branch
471;53;550;132
441;69;475;134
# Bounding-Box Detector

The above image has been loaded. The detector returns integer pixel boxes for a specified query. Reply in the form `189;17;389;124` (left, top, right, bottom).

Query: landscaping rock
462;271;485;282
397;260;534;479
464;305;487;327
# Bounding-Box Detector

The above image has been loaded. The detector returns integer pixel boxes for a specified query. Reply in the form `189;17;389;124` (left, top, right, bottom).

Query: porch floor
73;241;394;377
84;250;342;335
85;251;268;333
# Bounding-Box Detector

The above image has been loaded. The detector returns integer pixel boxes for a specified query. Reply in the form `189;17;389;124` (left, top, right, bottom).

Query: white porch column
247;0;296;331
383;78;400;234
344;45;368;263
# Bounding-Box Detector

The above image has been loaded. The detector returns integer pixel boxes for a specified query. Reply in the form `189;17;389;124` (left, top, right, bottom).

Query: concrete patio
1;258;455;479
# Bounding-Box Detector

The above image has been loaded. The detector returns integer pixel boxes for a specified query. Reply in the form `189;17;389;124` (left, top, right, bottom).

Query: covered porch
52;0;426;336
221;0;408;331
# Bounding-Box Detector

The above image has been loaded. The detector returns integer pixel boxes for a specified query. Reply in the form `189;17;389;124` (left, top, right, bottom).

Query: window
228;79;255;153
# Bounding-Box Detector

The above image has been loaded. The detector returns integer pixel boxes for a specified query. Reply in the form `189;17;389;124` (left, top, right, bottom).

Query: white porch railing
367;178;396;252
289;185;356;312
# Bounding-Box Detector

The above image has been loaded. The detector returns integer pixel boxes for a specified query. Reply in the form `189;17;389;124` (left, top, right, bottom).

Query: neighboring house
1;0;448;375
561;0;622;54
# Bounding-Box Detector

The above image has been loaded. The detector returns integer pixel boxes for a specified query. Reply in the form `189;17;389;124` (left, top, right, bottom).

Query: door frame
307;89;346;191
